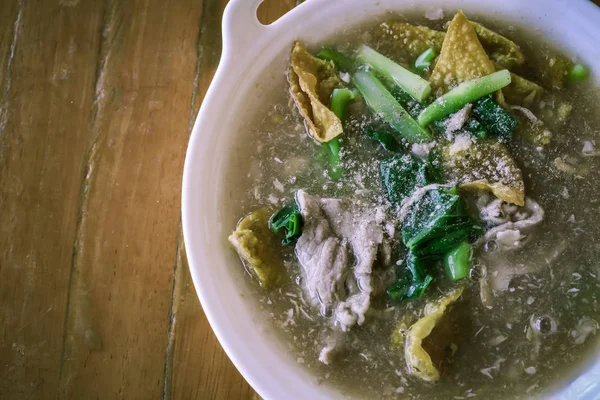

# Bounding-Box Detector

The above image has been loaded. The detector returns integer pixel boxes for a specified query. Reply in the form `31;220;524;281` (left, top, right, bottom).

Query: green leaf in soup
387;251;434;302
412;222;481;259
269;200;303;245
379;154;441;204
388;275;434;301
465;118;488;139
402;189;463;248
380;154;423;203
472;94;518;141
364;126;402;153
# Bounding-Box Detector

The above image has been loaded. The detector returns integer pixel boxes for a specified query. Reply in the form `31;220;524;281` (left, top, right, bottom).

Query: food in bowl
227;9;599;398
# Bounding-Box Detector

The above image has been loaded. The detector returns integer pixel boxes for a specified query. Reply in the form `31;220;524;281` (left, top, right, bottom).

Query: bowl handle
222;0;269;59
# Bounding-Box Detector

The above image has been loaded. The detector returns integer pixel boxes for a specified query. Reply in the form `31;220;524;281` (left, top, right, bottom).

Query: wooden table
0;1;296;399
1;1;598;399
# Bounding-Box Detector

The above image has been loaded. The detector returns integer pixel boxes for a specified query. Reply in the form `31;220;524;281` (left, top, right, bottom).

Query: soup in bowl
182;0;600;398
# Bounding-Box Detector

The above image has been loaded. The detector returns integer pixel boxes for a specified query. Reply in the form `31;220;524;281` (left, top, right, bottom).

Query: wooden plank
257;0;297;24
0;0;20;127
167;2;298;399
0;1;106;398
166;1;249;397
57;0;203;398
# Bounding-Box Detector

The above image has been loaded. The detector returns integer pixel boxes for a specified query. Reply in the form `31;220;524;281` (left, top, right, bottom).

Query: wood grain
167;2;298;400
0;1;105;398
57;0;203;398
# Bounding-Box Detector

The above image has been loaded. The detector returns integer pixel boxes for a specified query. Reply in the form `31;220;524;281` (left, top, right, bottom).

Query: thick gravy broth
224;10;600;399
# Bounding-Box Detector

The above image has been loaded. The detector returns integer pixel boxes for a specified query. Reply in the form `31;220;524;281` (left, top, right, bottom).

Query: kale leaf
269;200;303;246
472;94;518;140
381;156;482;301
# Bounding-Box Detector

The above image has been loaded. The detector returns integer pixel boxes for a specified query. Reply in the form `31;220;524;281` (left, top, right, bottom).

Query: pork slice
295;190;394;332
295;191;349;314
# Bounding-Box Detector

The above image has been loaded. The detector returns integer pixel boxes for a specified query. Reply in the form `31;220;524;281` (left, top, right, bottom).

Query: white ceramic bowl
182;1;600;398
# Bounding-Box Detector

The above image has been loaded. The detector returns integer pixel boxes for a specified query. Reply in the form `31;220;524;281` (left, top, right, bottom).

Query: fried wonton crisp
441;138;525;206
229;208;286;288
289;42;343;143
404;287;464;382
471;22;525;69
430;11;497;95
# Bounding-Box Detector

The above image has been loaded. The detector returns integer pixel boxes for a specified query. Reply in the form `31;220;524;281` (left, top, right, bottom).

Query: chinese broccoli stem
326;88;355;180
356;45;432;102
414;47;436;72
317;47;355;72
444;241;473;281
352;69;432;143
417;70;512;127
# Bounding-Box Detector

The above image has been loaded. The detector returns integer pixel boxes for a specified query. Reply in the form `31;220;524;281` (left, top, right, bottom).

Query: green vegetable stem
444;242;473;280
356;45;432;102
417;69;512;127
414;47;436;72
326;88;356;180
317;47;355;72
353;69;432;143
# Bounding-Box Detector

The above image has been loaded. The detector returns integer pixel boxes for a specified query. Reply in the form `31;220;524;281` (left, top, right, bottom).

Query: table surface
1;1;599;399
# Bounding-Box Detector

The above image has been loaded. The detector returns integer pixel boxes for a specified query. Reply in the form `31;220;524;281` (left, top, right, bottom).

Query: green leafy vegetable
317;47;355;72
414;47;436;72
472;95;518;140
388;271;434;301
381;155;479;301
568;63;589;83
465;118;488;139
352;69;432;143
382;155;482;301
402;188;481;249
389;189;481;301
356;44;432;102
364;126;402;152
270;201;303;245
380;154;440;203
417;69;512;127
444;242;473;281
388;251;434;301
